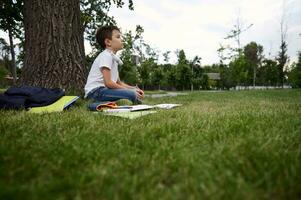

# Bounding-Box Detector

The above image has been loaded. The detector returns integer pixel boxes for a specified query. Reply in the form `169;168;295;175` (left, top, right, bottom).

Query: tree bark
20;0;86;93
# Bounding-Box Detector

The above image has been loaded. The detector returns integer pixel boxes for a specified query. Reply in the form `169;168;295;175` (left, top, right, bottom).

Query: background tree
200;74;210;90
166;65;177;90
138;58;154;90
0;38;10;71
257;59;278;86
276;0;289;87
219;63;234;89
222;16;253;59
288;51;301;88
0;38;11;86
228;54;248;86
189;56;201;91
276;37;289;87
151;66;164;90
0;0;23;84
176;50;192;90
119;25;144;85
163;51;171;63
243;42;264;87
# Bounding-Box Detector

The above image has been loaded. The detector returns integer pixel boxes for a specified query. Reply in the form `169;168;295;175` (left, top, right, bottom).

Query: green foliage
0;38;9;57
189;56;202;90
0;0;23;35
0;0;24;73
219;64;234;89
176;64;192;90
119;57;139;85
151;66;164;90
0;63;10;87
243;42;264;85
137;58;153;89
257;59;279;86
276;39;289;86
244;42;263;64
166;65;177;90
288;51;301;88
200;74;210;89
119;26;143;84
0;63;9;78
175;50;192;90
228;54;248;86
163;51;171;63
0;38;10;71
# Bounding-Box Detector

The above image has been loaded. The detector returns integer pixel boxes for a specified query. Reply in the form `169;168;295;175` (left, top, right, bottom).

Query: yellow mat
28;96;79;113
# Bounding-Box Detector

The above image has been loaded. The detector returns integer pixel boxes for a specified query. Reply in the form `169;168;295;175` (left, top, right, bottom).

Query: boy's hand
135;87;144;99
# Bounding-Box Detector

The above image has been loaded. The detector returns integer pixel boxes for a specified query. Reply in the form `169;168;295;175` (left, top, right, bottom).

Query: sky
105;0;301;65
1;0;300;66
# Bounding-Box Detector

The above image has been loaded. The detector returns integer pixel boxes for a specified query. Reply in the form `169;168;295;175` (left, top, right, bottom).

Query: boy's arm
117;79;135;89
117;78;145;99
101;68;126;89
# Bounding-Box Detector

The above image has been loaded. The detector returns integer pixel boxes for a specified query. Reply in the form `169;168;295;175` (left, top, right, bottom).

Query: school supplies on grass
88;101;119;111
28;96;79;113
103;104;182;113
101;110;157;119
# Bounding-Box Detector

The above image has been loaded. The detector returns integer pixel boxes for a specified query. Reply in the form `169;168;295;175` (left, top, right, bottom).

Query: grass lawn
1;89;301;199
144;90;168;95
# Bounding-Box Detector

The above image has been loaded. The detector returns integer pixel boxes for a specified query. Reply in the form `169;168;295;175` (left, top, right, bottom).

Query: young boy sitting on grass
84;25;144;104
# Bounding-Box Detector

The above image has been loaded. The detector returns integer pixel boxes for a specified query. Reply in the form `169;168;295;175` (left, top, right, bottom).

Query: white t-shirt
84;49;122;97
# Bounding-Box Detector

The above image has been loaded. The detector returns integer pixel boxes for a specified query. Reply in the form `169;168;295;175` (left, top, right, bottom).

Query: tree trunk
20;0;86;93
8;28;17;85
253;65;256;88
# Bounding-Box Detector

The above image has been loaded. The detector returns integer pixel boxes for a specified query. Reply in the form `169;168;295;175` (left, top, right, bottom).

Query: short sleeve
97;53;113;70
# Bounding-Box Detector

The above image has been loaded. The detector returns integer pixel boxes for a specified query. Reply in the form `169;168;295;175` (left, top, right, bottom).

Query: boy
84;25;144;104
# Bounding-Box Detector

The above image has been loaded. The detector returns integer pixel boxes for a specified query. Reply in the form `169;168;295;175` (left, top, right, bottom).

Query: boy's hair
96;25;120;49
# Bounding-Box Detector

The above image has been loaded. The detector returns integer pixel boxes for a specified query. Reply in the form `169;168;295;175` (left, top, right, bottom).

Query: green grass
144;90;168;95
1;90;301;199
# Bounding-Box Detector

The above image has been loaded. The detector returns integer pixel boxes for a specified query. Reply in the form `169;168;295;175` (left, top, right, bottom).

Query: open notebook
102;104;182;113
91;103;182;119
100;104;182;119
103;111;157;119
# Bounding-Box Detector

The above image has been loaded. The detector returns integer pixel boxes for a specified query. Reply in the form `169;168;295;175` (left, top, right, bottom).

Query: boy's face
105;30;123;51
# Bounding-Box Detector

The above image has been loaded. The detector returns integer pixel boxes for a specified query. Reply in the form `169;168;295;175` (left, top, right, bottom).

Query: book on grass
103;104;154;113
153;104;182;109
103;104;182;113
28;96;79;113
103;111;157;119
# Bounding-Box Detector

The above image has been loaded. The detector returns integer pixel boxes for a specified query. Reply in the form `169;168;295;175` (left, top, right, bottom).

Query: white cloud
108;0;301;64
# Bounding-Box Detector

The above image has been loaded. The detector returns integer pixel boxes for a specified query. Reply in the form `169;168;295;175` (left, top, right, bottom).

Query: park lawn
144;90;168;94
0;89;301;199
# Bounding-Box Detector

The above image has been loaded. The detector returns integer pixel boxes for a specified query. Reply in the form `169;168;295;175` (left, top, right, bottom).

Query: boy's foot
116;99;133;106
135;98;142;105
